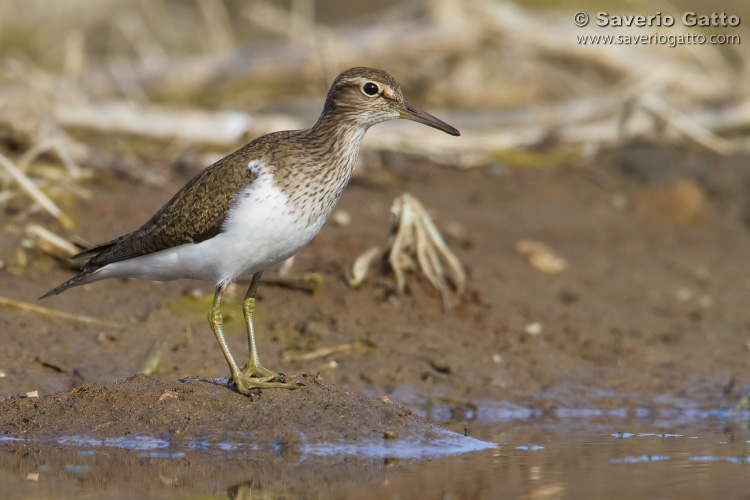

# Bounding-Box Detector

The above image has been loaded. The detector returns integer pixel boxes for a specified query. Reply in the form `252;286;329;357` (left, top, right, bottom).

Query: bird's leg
208;283;245;386
243;271;272;377
235;271;298;392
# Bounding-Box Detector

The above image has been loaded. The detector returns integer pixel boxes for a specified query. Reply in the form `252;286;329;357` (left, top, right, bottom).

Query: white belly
97;172;325;286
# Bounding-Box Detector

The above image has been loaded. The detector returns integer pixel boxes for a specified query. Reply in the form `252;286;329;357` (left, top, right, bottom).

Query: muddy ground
2;140;750;452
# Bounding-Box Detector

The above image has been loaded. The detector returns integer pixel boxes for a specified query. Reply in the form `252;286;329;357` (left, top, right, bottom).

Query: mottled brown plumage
80;140;269;267
42;67;459;395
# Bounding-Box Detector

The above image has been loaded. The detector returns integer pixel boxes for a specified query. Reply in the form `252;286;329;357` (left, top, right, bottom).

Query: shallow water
3;397;750;500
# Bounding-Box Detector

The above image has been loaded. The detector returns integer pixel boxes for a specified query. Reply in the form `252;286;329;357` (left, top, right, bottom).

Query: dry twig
0;296;124;328
0;153;73;228
350;193;466;313
282;342;357;363
25;223;80;262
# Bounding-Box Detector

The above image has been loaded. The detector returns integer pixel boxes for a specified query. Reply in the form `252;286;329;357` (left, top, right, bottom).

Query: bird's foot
231;361;299;395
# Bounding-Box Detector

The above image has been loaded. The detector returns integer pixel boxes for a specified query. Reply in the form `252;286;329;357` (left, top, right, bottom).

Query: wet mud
0;374;487;456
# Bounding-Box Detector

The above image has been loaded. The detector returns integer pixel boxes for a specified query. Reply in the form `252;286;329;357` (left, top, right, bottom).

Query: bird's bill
397;101;460;136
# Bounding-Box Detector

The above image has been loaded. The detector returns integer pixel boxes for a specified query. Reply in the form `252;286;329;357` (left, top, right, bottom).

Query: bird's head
321;67;460;136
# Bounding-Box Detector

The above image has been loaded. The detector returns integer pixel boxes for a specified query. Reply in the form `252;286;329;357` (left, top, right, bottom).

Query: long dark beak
397;100;460;136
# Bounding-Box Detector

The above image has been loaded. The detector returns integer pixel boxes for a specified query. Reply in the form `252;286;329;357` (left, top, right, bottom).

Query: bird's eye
362;82;379;96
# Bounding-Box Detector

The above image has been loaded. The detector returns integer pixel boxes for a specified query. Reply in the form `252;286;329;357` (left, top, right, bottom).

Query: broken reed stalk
0;296;124;328
0;153;74;228
282;343;357;363
351;193;466;313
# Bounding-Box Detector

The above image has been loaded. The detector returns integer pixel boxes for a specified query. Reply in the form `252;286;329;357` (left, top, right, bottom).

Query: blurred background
3;1;750;498
1;0;748;216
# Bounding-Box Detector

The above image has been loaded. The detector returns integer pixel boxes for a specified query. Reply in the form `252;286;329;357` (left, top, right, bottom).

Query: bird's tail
39;267;101;299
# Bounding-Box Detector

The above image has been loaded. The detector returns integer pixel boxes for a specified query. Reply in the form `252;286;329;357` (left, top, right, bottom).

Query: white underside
91;170;325;286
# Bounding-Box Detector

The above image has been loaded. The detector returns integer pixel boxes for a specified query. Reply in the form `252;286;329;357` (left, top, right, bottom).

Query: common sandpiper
42;67;460;395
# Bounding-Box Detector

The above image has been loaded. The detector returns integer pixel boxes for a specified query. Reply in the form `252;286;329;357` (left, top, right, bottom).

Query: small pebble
524;322;543;336
675;288;693;302
331;210;351;227
516;240;567;274
387;295;401;309
26;391;39;398
557;288;579;304
157;390;179;402
383;430;399;440
492;353;502;365
698;294;713;308
610;193;628;210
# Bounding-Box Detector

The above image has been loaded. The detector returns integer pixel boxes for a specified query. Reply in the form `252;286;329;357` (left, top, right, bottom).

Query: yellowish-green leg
208;283;244;385
236;271;298;392
208;279;296;396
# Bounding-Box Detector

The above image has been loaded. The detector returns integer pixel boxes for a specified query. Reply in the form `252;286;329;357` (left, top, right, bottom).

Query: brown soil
0;373;478;454
1;141;750;484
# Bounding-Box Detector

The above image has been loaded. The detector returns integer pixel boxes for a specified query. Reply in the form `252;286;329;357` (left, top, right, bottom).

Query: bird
41;67;460;396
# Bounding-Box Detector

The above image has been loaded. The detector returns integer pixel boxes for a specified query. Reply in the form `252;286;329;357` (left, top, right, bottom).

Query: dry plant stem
139;340;164;375
388;198;411;293
18;137;85;179
0;154;73;228
352;193;466;313
64;1;748;166
283;343;357;363
417;202;466;293
25;223;80;261
0;296;124;327
262;272;323;294
0;108;152;182
350;247;381;287
53;101;253;146
79;2;474;97
0;1;746;176
638;96;732;155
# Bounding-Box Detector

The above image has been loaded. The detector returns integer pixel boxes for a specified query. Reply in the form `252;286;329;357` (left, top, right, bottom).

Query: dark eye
362;82;379;96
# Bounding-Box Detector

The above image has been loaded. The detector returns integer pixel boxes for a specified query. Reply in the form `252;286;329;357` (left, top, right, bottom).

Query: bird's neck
307;111;369;179
286;112;368;222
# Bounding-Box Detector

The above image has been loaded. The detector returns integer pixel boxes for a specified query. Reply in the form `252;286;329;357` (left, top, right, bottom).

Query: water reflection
3;402;750;499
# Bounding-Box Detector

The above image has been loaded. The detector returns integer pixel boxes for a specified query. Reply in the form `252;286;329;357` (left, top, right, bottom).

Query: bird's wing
83;145;262;269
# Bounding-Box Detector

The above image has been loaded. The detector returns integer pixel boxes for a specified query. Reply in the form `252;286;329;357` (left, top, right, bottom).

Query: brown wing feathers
40;136;278;299
84;147;259;269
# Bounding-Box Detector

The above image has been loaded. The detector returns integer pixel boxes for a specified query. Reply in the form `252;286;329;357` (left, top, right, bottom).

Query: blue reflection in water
515;444;544;451
611;455;670;463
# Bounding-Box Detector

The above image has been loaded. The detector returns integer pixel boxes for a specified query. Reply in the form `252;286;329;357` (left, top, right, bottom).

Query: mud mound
0;374;489;459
